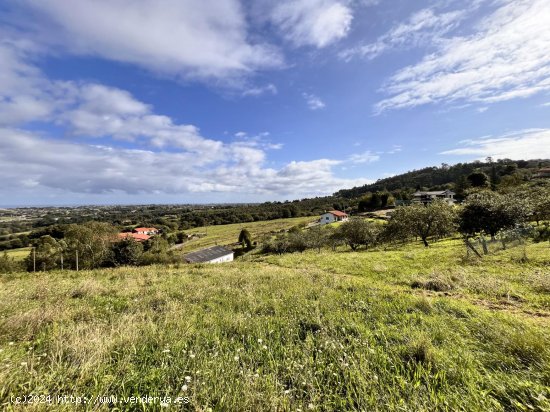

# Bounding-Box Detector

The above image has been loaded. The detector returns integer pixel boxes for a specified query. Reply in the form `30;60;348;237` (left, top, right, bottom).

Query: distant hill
335;158;550;199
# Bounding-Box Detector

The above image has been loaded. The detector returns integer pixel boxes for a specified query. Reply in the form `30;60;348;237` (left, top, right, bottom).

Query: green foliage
385;201;456;247
467;171;490;188
25;235;61;271
0;251;22;273
109;238;144;266
336;218;381;250
459;191;530;238
62;222;118;270
238;228;253;249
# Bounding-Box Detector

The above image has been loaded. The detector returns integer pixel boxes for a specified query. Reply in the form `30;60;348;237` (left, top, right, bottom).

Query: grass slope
1;241;549;411
180;216;314;253
4;247;31;262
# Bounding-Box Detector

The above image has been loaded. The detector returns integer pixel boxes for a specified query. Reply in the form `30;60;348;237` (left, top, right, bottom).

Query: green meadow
1;238;549;411
179;216;315;253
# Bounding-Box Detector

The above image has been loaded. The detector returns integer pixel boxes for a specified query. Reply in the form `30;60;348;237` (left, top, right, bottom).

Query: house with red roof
319;210;349;225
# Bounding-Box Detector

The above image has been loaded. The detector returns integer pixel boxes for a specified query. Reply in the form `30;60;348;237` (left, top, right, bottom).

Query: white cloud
440;128;550;160
341;7;466;61
242;83;278;97
0;127;368;197
0;41;365;199
375;0;550;112
270;0;353;48
15;0;283;81
349;150;380;163
303;93;326;110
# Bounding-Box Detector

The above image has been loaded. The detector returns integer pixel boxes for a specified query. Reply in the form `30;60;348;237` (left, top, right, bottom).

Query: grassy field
4;247;31;261
1;240;549;411
178;216;315;253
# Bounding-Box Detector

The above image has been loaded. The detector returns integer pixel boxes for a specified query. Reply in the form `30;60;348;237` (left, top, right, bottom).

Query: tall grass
0;241;549;411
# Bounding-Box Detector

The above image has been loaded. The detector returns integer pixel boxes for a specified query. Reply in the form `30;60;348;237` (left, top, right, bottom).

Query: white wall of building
207;253;234;264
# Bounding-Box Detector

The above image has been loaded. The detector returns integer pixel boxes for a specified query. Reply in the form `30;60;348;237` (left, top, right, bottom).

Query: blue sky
0;0;549;206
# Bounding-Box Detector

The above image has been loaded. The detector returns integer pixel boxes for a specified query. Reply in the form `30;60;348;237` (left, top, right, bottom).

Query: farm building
412;190;456;205
133;227;160;235
184;245;234;264
319;210;349;225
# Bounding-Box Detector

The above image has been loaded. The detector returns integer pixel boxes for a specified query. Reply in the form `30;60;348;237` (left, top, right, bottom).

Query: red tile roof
329;210;348;217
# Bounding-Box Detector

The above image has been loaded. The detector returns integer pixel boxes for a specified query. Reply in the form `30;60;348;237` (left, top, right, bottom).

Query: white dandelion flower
181;384;188;391
185;376;192;382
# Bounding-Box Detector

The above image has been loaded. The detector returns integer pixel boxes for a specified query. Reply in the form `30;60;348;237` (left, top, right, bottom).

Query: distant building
412;190;456;205
319;210;349;225
133;227;160;235
184;245;234;264
118;232;150;242
533;167;550;179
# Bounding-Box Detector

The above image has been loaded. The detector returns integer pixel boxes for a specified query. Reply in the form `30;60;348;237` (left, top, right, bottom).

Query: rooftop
185;245;234;263
327;210;348;217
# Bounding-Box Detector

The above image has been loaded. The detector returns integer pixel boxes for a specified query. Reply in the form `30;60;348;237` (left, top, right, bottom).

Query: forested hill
335;158;550;199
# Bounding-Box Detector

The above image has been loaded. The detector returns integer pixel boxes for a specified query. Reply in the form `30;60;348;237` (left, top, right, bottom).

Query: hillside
2;240;549;410
335;158;550;199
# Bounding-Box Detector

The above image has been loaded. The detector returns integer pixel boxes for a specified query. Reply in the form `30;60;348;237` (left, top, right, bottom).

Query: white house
184;245;234;264
319;210;349;225
133;227;160;235
412;190;456;205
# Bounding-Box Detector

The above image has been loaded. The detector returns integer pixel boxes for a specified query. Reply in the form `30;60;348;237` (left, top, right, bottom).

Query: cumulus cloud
270;0;353;48
375;0;550;113
0;40;366;200
440;128;550;160
0;127;368;197
303;93;326;110
13;0;283;81
341;7;466;61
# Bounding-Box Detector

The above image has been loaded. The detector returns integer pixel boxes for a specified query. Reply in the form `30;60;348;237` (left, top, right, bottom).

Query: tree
385;201;456;247
63;222;118;269
110;237;143;266
238;228;253;249
288;231;308;253
307;226;329;253
458;191;529;238
337;218;380;251
0;252;20;273
25;235;60;271
467;171;490;188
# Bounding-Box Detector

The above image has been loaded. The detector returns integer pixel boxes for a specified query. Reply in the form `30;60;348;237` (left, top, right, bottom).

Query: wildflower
308;403;314;409
181;385;188;391
8;342;14;346
262;345;268;350
185;376;192;382
162;349;170;353
189;353;196;359
257;338;263;344
284;390;290;395
20;362;27;366
234;355;239;361
254;373;259;378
